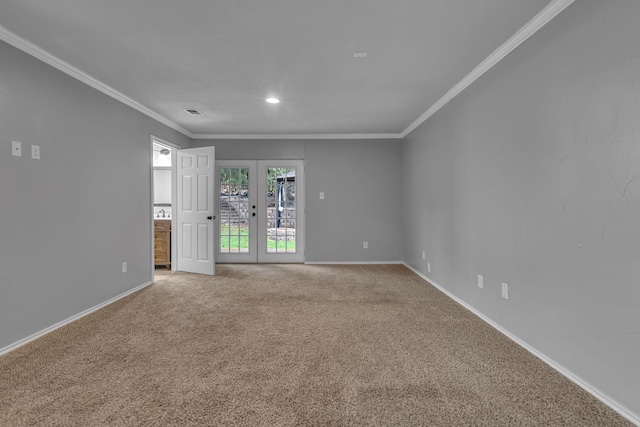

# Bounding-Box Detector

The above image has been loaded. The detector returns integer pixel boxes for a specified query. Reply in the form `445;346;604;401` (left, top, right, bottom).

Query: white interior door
217;160;304;263
177;147;216;275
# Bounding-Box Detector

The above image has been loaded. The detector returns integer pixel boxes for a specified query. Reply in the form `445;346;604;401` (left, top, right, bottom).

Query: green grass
220;225;296;252
219;225;248;250
267;239;296;252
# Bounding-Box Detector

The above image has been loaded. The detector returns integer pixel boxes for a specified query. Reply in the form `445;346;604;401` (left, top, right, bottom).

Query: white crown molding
192;133;403;140
400;0;575;138
0;24;194;139
1;0;573;141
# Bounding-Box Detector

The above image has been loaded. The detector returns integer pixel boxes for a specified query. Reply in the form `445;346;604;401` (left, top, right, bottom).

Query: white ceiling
0;0;567;139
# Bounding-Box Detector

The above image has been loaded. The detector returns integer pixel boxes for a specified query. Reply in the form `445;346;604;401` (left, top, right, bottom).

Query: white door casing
177;147;215;275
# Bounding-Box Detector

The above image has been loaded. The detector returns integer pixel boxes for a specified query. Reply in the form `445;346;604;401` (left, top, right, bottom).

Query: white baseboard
0;280;154;357
402;262;640;426
304;260;403;265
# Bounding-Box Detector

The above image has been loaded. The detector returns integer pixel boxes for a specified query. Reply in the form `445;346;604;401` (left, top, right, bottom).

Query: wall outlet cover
478;274;484;289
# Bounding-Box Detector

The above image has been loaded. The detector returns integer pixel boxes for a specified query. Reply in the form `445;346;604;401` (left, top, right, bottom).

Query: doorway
151;139;217;276
217;160;304;263
151;138;175;272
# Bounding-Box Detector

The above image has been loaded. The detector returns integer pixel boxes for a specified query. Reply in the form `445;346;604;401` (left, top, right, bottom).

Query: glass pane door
265;167;297;253
216;161;257;262
258;160;304;263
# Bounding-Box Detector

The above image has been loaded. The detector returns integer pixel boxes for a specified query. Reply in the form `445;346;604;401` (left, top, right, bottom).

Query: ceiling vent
183;108;204;116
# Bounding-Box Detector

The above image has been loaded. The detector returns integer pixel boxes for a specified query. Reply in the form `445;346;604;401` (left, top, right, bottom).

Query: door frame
150;135;179;279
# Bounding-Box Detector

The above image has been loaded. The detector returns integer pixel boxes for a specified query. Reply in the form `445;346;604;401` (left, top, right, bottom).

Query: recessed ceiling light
266;97;280;104
183;108;204;116
353;52;369;58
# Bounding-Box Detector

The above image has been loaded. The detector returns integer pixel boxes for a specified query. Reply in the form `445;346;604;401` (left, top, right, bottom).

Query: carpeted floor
0;264;632;426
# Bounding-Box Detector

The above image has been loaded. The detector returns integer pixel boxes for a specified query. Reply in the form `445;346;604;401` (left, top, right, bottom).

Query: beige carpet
0;264;632;426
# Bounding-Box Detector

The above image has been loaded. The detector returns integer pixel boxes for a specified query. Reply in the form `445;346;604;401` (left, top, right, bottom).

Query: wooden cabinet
154;220;171;269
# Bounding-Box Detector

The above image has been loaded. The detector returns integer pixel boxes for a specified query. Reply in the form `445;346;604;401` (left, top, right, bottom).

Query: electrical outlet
502;282;509;299
363;241;368;249
427;262;431;273
477;274;484;289
31;145;40;159
12;141;21;157
422;251;426;260
122;262;128;273
319;192;325;200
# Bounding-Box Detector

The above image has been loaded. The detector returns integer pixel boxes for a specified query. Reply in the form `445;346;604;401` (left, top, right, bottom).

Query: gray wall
402;0;640;417
3;0;637;419
192;139;403;262
0;40;191;350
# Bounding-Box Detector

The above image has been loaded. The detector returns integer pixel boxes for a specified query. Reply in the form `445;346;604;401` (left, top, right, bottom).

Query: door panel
258;161;304;263
182;223;192;259
177;147;215;275
217;161;257;263
197;223;209;260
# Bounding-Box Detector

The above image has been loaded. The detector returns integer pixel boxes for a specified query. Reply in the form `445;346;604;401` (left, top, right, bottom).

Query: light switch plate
31;145;40;159
478;274;484;289
12;141;21;157
319;192;325;200
502;282;509;299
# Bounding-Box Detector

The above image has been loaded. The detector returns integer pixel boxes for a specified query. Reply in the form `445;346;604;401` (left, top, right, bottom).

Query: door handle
207;216;215;220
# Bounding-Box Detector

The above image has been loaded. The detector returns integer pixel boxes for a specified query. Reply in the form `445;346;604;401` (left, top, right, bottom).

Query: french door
217;160;304;263
216;161;257;263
